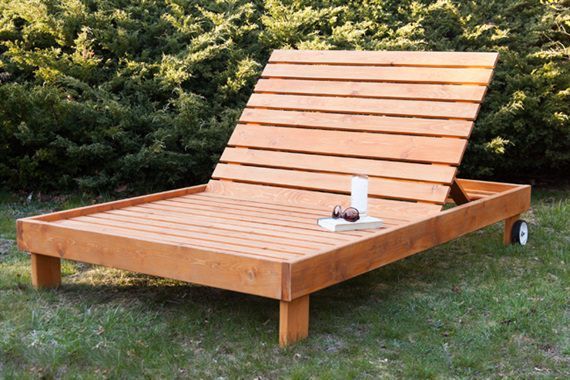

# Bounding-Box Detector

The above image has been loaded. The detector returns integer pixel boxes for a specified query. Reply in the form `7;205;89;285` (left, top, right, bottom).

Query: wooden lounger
17;50;531;347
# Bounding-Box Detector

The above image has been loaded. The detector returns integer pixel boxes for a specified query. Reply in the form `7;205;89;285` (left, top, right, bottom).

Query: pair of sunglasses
332;205;360;222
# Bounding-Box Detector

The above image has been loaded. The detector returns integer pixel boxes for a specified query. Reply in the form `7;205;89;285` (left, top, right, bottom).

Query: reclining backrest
212;50;499;206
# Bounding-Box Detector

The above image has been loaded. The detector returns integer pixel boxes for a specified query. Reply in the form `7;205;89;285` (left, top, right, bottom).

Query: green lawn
0;189;568;379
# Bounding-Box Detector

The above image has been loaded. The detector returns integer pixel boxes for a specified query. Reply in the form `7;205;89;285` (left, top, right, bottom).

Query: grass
0;188;568;379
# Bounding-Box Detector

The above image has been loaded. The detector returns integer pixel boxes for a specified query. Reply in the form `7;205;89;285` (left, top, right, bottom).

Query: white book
317;215;383;232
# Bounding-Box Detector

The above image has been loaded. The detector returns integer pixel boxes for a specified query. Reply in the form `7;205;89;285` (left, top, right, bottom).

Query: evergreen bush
0;0;568;193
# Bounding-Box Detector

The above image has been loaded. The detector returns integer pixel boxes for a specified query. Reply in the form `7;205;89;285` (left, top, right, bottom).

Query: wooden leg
31;253;61;288
279;295;309;347
503;214;521;246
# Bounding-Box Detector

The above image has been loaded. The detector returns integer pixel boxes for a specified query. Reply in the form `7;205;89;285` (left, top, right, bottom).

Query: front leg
31;253;61;288
279;295;310;347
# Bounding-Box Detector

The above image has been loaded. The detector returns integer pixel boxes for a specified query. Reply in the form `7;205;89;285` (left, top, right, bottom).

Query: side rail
284;181;531;301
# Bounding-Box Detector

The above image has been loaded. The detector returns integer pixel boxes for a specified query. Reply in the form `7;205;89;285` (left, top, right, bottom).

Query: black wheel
511;220;529;245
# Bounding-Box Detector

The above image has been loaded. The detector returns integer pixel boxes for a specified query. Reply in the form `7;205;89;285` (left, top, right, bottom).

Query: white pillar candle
351;174;368;217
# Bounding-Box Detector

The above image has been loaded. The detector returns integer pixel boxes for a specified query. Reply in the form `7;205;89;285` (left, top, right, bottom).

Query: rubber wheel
511;220;529;245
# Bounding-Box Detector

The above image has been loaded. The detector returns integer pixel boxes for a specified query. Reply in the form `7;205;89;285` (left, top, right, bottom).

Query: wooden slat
17;219;285;299
255;79;487;102
175;193;406;227
269;50;499;68
93;212;334;249
188;193;330;216
72;214;318;254
229;125;466;165
55;219;301;260
248;93;480;120
262;64;494;85
154;199;330;227
193;193;409;227
213;164;450;204
206;180;442;218
221;148;457;184
107;208;354;244
171;197;325;220
131;203;370;236
239;109;473;138
287;185;531;300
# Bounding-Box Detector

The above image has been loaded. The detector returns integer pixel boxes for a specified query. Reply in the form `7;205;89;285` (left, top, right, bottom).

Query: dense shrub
0;0;568;193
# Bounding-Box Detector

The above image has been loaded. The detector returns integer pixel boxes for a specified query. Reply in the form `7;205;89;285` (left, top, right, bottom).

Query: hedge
0;0;568;194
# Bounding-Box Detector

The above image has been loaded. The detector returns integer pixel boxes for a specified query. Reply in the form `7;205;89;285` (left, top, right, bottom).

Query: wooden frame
17;179;530;345
16;50;531;347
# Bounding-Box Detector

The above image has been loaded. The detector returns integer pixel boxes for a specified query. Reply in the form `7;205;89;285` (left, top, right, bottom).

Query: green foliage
0;0;568;193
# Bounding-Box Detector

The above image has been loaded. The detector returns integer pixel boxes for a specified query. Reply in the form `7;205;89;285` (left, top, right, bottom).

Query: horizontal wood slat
229;125;466;165
248;94;480;120
89;212;333;249
206;181;442;218
55;219;301;260
220;148;456;184
212;164;450;203
67;215;314;255
239;109;473;138
262;64;494;85
269;50;499;68
107;208;355;243
255;79;487;102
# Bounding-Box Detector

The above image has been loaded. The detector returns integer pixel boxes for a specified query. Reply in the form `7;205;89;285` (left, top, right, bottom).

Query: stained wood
239;109;473;138
156;198;326;226
206;180;442;218
503;214;521;246
248;93;480;120
185;194;328;217
279;295;310;347
213;164;450;203
24;184;207;222
229;125;467;165
269;50;499;68
262;64;494;85
221;148;457;184
68;215;317;255
55;219;301;260
255;79;487;102
132;203;370;238
31;253;61;289
287;185;531;300
85;212;332;250
18;219;285;299
106;208;353;244
449;180;470;205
